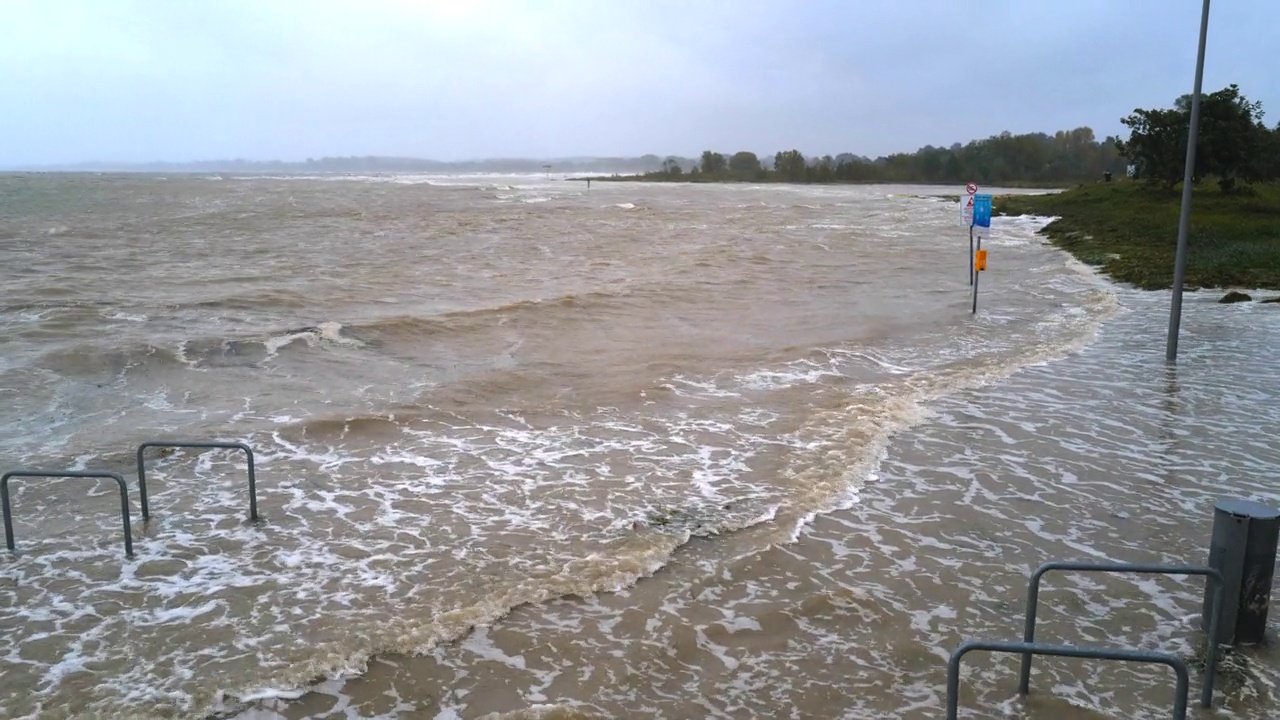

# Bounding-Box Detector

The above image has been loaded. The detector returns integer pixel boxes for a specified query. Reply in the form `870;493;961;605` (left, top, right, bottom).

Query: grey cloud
1;0;1275;166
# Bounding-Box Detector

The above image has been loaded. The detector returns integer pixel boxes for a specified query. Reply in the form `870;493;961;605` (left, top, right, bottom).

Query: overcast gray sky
2;0;1276;166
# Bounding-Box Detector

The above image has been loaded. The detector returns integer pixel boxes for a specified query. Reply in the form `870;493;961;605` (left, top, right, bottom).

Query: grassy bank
994;182;1280;290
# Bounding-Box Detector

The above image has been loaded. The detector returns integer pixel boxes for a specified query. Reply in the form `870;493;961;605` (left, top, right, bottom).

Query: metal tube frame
949;639;1189;720
1019;561;1223;708
136;441;258;521
1;470;134;557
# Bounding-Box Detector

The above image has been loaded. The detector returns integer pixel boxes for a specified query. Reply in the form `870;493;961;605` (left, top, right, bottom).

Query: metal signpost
1165;0;1212;363
971;193;992;313
961;182;978;283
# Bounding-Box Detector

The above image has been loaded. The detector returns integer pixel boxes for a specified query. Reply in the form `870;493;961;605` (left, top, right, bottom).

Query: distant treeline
250;156;673;174
19;155;686;175
632;127;1125;186
633;84;1280;189
24;84;1279;186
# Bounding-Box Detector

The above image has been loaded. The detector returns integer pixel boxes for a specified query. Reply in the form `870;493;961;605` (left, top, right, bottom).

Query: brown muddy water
0;173;1277;720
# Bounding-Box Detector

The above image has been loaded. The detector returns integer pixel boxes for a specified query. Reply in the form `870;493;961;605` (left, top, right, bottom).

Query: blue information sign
972;194;992;228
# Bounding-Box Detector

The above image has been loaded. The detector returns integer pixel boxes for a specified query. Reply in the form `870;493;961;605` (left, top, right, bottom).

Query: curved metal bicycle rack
1;438;261;559
948;560;1225;719
948;639;1190;720
1;470;135;557
136;440;259;522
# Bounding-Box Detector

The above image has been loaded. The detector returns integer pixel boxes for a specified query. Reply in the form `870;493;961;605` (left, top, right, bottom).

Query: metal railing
136;441;259;521
1020;561;1224;708
1;470;134;557
948;639;1190;720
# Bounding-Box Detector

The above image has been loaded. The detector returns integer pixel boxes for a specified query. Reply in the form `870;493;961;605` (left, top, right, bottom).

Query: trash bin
1201;498;1280;645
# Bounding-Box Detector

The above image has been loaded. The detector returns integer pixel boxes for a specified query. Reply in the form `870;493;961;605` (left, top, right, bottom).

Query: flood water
1;173;1277;719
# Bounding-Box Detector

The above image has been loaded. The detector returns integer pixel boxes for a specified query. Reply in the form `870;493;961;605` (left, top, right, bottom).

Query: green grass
994;181;1280;290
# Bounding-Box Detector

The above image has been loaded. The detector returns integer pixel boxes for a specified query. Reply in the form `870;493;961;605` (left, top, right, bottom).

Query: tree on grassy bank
1119;84;1280;192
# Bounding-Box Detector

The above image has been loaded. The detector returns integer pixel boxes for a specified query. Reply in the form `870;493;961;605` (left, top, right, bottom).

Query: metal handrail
1;470;134;557
1019;561;1223;708
136;441;258;521
949;639;1189;720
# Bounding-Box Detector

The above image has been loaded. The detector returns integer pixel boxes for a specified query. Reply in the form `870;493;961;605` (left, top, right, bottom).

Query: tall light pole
1165;0;1212;363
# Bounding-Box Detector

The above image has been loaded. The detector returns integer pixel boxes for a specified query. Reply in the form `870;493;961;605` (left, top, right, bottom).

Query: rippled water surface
1;173;1277;719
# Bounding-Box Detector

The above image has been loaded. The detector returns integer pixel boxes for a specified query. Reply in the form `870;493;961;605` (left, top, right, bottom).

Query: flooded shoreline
2;174;1276;719
247;284;1280;720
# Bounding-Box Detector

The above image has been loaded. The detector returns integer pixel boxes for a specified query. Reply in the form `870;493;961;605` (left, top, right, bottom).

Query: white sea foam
262;321;365;358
